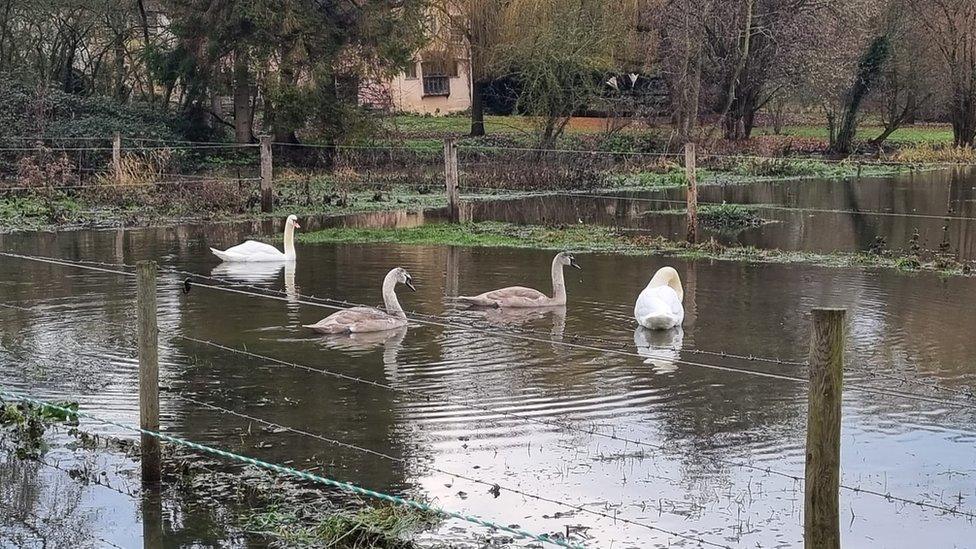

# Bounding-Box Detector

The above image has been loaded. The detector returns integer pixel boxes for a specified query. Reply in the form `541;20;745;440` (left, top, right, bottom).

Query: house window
405;61;417;79
450;27;466;46
421;60;457;96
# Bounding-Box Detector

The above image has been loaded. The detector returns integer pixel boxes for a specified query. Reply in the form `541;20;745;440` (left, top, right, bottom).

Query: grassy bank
297;221;973;276
0;185;447;233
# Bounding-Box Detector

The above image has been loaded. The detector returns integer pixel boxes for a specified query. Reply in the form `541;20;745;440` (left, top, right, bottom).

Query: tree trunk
136;0;155;105
233;49;253;144
470;79;486;137
950;86;976;147
114;35;126;100
832;36;890;155
714;0;754;140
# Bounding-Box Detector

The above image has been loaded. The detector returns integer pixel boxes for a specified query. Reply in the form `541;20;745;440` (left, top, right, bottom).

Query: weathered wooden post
112;132;122;180
684;142;698;244
259;135;273;213
444;138;459;222
805;307;846;549
141;487;163;549
137;260;161;485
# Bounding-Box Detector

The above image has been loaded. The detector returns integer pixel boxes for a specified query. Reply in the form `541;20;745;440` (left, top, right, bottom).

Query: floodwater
1;217;976;548
464;167;976;261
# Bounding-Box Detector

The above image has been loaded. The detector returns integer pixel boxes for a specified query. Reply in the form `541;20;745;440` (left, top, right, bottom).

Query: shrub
0;74;179;142
699;202;765;232
889;143;976;164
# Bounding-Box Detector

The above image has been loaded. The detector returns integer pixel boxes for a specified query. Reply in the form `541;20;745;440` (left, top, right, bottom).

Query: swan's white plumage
634;266;684;330
210;240;285;262
211;215;299;262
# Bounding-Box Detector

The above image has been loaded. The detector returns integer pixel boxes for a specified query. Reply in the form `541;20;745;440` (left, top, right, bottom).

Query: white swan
210;215;301;262
457;252;580;308
304;267;415;333
634;266;684;330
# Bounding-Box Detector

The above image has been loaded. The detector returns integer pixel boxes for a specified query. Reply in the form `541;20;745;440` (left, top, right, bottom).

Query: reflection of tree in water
0;451;101;547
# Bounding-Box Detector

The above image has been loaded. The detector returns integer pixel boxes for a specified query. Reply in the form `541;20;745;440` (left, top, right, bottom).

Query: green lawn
385;114;534;135
759;124;955;144
386;114;957;146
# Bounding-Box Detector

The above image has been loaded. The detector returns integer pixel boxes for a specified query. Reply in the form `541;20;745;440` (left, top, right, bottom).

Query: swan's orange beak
293;221;301;229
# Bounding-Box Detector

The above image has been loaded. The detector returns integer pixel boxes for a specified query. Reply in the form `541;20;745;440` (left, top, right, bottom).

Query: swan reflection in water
478;305;567;339
210;261;299;306
312;326;408;381
634;326;684;374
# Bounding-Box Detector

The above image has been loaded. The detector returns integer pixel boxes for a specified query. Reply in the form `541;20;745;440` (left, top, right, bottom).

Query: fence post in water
137;260;161;485
112;132;122;180
684;142;698;244
805;307;846;549
444;138;459;222
259;135;273;213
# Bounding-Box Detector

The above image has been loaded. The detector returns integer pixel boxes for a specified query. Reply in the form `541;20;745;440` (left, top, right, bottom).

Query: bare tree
910;0;976;147
493;0;634;149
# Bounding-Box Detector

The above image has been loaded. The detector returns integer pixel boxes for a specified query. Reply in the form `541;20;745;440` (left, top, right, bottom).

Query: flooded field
466;167;976;260
2;218;976;547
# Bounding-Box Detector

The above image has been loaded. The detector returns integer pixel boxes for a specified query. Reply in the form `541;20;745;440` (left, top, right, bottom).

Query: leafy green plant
699;203;766;232
0;397;79;459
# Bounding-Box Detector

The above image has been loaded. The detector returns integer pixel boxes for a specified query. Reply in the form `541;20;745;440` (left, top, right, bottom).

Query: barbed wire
457;143;683;157
0;178;258;192
3;251;974;411
3;286;975;520
0;388;587;549
171;393;732;547
0;144;257;152
4;294;963;404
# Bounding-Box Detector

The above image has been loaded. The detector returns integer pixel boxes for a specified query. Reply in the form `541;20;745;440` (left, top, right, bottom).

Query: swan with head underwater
304;267;416;333
634;266;684;329
457;251;580;308
210;214;301;262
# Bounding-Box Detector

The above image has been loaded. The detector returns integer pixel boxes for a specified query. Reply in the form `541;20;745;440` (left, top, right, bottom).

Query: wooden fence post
684;142;698;244
137;260;161;485
259;135;273;213
112;132;122;179
805;307;846;549
444;138;459;222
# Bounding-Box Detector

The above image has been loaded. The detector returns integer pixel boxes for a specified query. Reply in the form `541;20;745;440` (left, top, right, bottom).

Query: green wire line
0;387;584;549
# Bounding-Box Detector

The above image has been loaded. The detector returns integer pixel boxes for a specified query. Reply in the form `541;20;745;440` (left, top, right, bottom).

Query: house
360;11;472;115
384;55;472;114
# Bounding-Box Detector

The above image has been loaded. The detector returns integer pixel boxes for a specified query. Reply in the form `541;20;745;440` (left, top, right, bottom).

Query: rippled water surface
2;214;976;547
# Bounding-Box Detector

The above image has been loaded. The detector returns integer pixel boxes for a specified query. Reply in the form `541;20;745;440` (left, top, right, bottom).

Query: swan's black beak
570;258;581;270
405;277;416;292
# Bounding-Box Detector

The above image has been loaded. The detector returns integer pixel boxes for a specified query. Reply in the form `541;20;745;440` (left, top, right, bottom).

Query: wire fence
3;251;973;411
2;250;976;549
2;136;975;239
0;388;587;549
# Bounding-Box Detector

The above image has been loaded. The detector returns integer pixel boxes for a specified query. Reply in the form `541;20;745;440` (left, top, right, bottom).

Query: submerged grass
298;221;974;276
2;410;443;549
697;203;766;233
242;503;440;548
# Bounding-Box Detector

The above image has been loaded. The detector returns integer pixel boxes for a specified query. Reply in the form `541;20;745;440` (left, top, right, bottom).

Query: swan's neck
382;272;406;318
648;269;683;302
283;221;296;260
550;257;567;305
